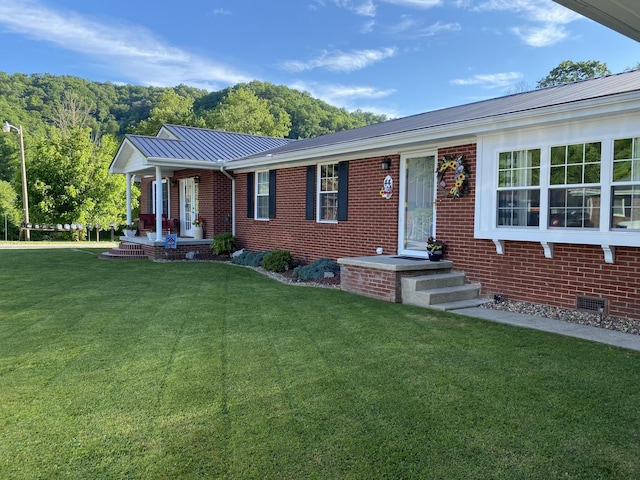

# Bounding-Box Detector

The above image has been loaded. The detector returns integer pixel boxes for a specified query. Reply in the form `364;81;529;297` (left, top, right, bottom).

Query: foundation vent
576;295;608;316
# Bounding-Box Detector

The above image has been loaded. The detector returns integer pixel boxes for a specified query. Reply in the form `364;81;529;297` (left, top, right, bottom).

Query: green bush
231;250;268;267
211;232;238;255
262;249;296;273
292;258;340;282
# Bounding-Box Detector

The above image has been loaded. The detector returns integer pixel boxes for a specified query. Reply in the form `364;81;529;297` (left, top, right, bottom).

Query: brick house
110;70;640;319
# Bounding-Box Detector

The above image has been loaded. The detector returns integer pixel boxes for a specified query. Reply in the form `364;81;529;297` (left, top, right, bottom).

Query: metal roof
241;70;640;159
126;125;295;163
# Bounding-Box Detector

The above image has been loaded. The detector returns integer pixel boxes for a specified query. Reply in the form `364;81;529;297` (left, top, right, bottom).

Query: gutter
220;166;236;236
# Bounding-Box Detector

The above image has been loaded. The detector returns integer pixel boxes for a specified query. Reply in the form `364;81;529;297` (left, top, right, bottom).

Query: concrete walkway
458;307;640;352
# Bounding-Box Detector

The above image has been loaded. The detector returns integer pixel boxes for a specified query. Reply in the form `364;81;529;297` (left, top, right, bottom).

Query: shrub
262;249;296;273
292;258;340;282
211;232;237;255
231;250;268;268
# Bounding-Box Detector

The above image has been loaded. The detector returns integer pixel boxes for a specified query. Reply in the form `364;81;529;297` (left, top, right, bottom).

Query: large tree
0;179;20;237
28;126;135;237
132;89;205;135
204;88;291;137
537;60;611;88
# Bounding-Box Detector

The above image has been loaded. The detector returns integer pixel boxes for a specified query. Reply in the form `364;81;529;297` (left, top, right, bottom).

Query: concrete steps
99;241;148;260
401;271;489;311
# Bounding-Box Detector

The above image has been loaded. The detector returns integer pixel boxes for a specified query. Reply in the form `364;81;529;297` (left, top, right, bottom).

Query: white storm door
398;154;436;256
180;178;198;237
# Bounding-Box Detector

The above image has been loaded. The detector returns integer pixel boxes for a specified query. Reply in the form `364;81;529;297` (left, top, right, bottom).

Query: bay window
548;142;601;228
612;137;640;229
497;149;540;227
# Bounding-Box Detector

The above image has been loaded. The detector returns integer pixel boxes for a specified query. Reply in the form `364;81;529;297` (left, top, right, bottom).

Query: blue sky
1;0;639;118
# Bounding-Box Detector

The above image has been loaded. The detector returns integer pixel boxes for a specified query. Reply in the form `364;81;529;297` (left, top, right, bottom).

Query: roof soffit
552;0;640;42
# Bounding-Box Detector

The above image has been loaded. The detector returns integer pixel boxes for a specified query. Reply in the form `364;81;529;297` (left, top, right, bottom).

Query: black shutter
246;172;254;218
305;166;316;220
337;161;349;221
268;170;277;219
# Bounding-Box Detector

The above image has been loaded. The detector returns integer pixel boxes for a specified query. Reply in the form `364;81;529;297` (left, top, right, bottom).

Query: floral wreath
436;154;469;198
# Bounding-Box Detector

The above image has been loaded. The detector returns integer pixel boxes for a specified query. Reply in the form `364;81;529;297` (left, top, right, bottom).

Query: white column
155;166;163;235
125;173;132;225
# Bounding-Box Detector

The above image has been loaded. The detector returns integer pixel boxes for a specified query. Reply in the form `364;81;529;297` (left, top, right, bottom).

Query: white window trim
317;162;339;223
474;112;640;263
151;178;170;216
255;170;270;221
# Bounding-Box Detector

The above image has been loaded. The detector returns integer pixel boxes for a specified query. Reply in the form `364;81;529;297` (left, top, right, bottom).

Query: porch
100;235;213;261
338;255;488;310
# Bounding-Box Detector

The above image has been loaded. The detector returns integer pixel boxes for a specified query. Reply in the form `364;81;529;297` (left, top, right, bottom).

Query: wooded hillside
0;72;388;238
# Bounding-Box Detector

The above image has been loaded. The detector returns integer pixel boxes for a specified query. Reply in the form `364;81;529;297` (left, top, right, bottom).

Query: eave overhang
552;0;640;42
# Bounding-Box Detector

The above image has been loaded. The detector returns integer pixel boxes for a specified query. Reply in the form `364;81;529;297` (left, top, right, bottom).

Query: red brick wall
235;155;400;263
435;144;640;320
139;170;232;238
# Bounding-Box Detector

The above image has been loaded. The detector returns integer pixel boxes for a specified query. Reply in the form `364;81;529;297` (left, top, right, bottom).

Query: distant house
110;70;640;320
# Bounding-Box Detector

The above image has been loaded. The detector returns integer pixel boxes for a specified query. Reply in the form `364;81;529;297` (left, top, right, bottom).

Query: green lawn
1;249;640;479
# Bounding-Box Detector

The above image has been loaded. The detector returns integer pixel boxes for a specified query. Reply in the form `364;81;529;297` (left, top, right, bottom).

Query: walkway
458;306;640;352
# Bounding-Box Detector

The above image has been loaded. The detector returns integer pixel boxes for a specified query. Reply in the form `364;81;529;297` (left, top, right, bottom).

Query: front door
399;154;437;256
180;178;198;237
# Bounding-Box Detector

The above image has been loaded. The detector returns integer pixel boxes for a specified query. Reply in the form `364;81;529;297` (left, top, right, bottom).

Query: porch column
125;173;132;226
155;166;163;235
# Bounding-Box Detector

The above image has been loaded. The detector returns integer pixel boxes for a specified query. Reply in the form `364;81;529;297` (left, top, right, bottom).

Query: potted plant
426;237;446;261
192;215;205;239
124;224;137;237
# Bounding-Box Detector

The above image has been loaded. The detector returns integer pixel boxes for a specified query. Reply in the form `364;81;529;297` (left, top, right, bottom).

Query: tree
132;89;204;135
0;179;20;225
205;88;291;137
537;60;611;88
28;126;136;238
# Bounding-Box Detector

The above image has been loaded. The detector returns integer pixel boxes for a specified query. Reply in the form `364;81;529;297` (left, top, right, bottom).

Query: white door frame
398;152;438;256
180;178;198;237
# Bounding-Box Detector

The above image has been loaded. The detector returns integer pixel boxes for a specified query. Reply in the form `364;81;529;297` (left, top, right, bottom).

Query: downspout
220;166;236;236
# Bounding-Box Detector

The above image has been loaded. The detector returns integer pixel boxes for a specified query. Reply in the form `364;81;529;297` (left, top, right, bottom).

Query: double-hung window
497;149;540;227
255;171;270;220
548;142;601;228
319;163;339;222
611;137;640;230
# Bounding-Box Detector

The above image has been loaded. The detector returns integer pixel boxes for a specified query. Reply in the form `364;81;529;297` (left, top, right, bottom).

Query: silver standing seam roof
119;70;640;167
125;124;295;162
238;70;640;160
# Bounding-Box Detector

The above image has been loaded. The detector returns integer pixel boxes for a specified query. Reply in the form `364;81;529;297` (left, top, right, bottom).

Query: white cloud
281;47;398;73
0;0;251;89
291;81;397;114
382;0;442;8
474;0;582;46
385;14;460;38
333;0;377;17
451;71;523;88
416;21;462;37
211;9;232;16
511;24;569;47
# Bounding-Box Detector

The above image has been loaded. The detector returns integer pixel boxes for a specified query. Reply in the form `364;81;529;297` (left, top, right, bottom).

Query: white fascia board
227;93;640;171
147;157;224;170
109;140;148;174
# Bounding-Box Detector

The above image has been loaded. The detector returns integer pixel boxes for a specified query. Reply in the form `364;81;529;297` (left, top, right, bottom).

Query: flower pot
193;226;203;240
147;232;157;241
428;250;443;261
124;229;136;237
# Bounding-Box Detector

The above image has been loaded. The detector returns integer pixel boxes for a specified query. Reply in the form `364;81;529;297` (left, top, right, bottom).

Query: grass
1;248;640;479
